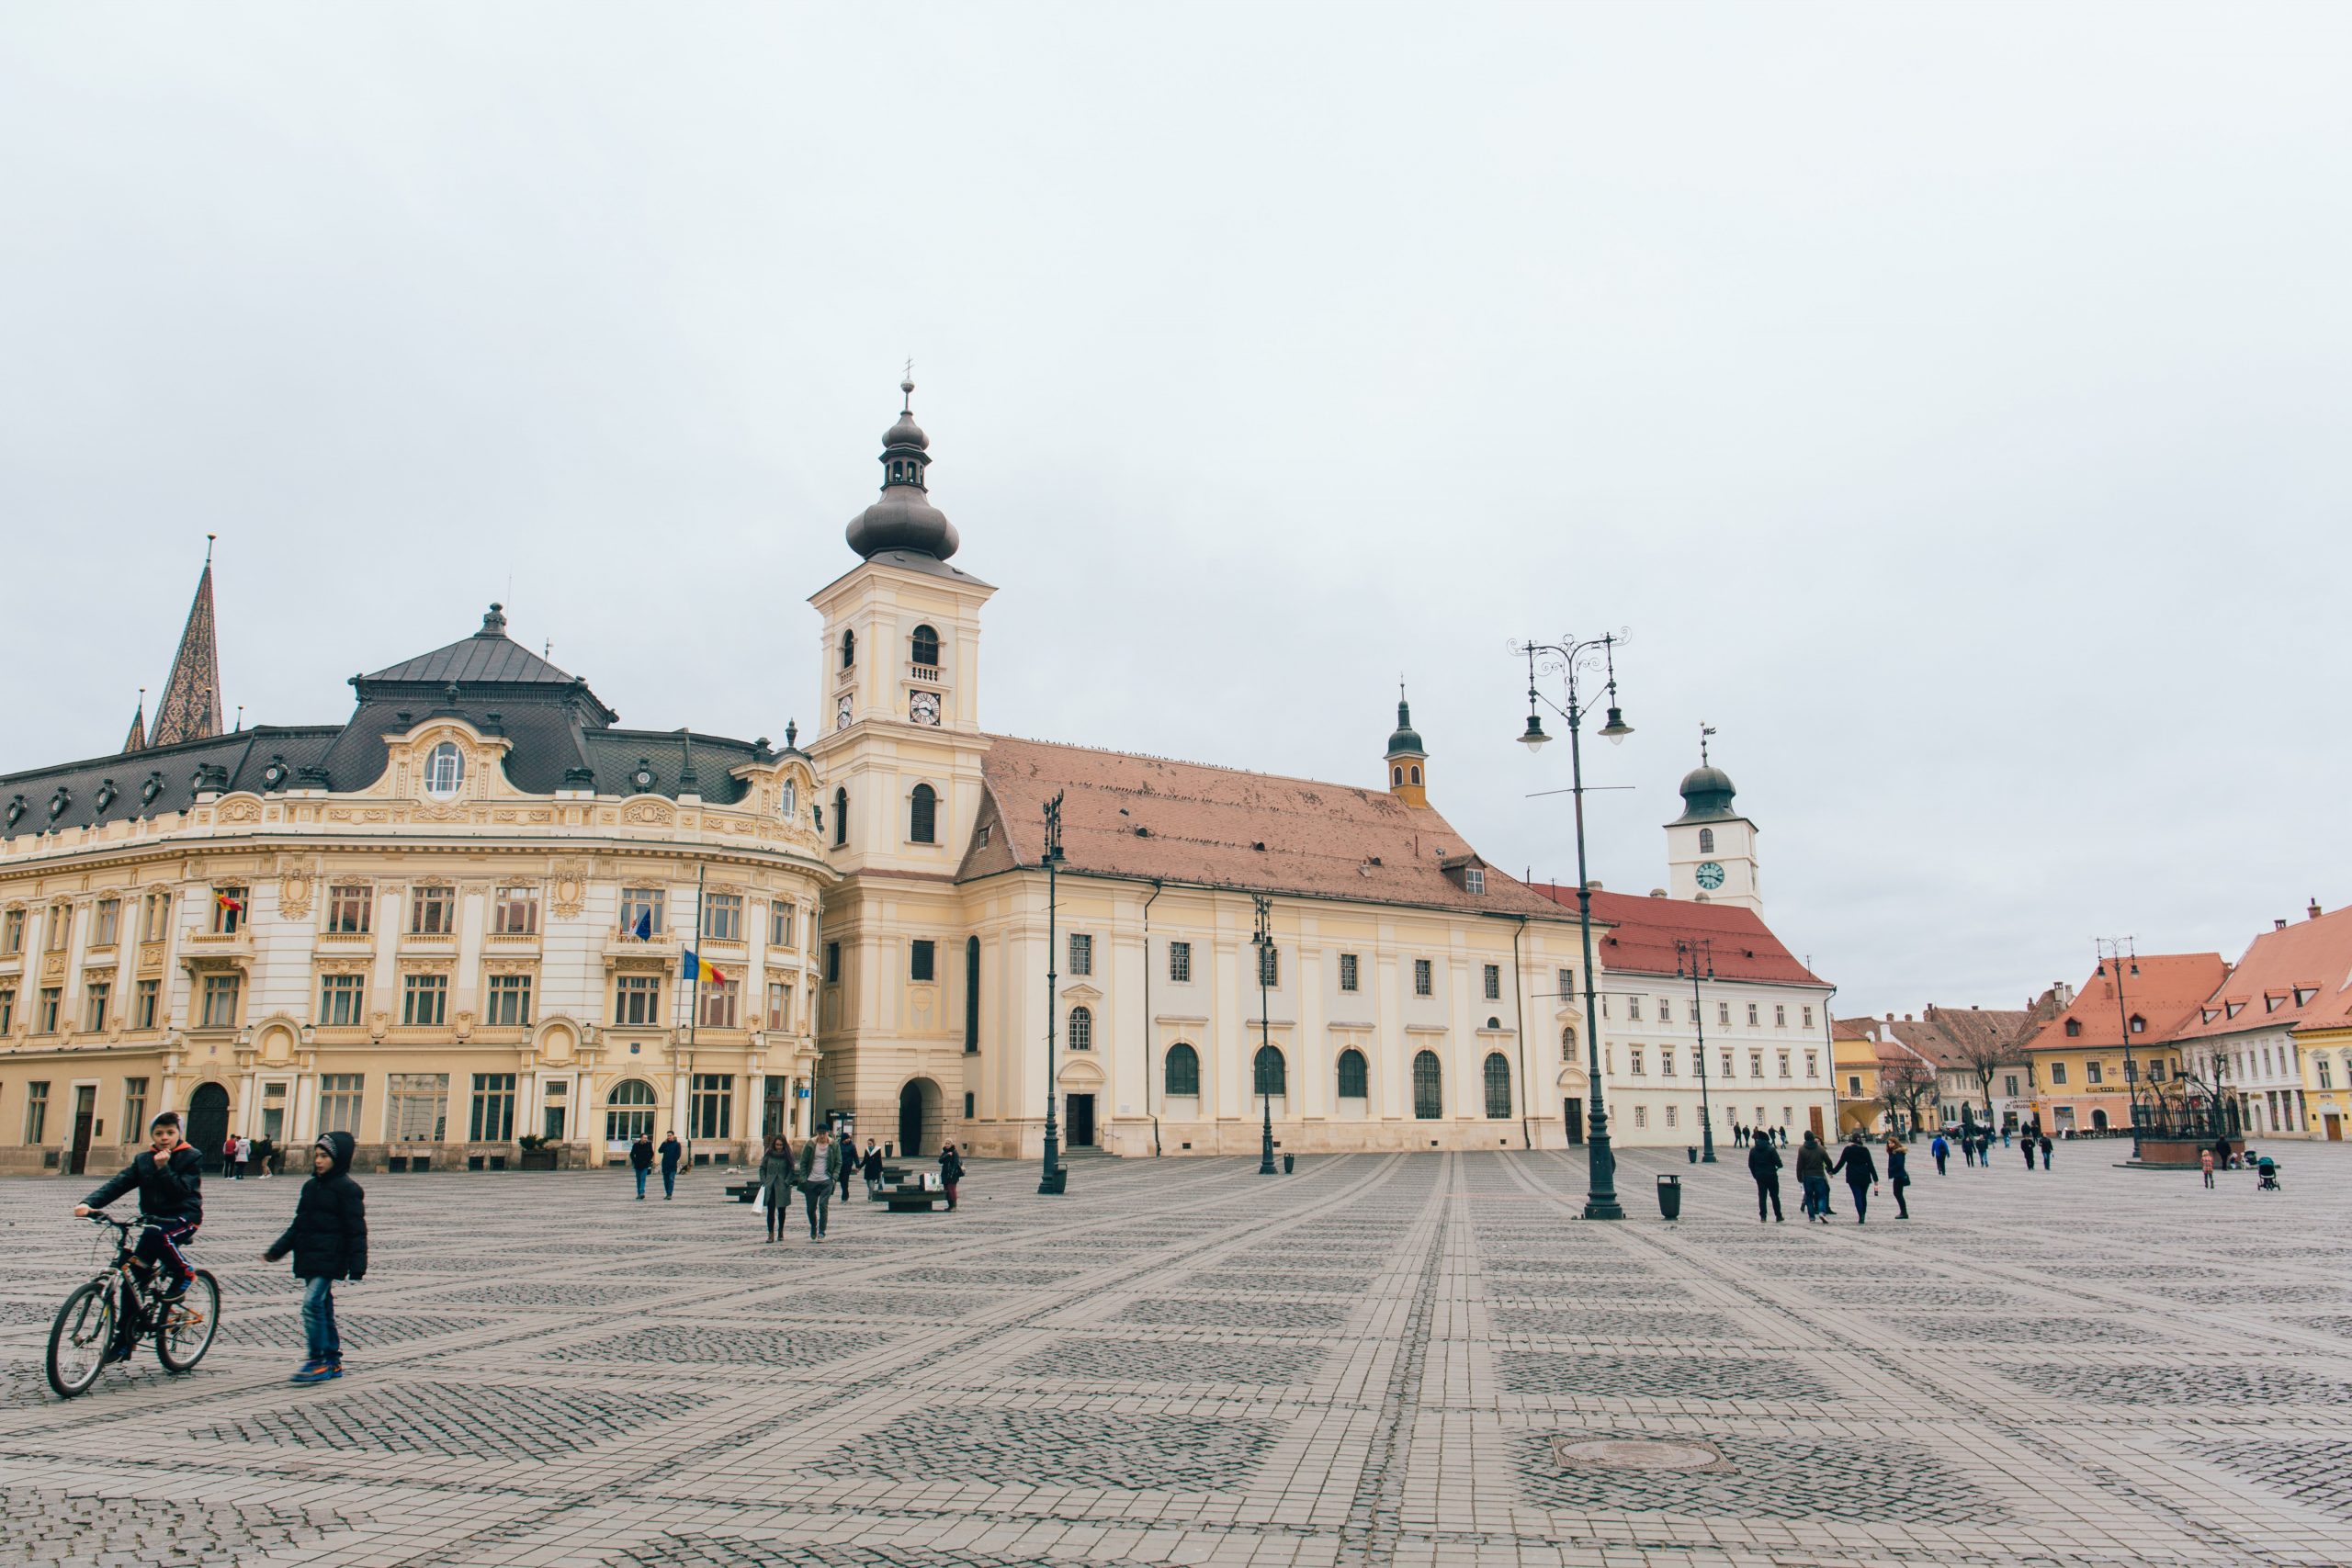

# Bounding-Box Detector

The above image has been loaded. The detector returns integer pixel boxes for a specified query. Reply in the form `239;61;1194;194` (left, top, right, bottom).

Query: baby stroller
2256;1156;2280;1192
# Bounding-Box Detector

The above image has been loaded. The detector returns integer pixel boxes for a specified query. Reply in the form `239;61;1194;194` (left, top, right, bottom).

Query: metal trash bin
1283;1154;1295;1174
1657;1173;1682;1221
1687;1146;1698;1164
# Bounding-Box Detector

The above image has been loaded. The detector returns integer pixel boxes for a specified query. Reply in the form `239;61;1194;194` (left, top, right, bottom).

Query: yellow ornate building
0;597;830;1175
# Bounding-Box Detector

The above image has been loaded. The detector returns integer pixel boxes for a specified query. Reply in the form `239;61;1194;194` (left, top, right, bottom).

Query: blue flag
632;908;652;941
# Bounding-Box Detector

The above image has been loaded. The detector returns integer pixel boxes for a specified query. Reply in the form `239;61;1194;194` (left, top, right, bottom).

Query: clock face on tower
835;694;854;732
909;690;940;727
1695;861;1726;891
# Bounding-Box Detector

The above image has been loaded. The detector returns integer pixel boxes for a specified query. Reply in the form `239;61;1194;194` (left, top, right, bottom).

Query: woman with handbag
757;1134;795;1243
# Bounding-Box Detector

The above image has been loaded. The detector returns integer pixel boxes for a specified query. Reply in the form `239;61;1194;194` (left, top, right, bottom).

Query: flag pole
685;863;704;1149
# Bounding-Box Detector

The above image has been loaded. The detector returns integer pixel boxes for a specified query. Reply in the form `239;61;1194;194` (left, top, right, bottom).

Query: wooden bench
723;1182;760;1203
881;1185;950;1213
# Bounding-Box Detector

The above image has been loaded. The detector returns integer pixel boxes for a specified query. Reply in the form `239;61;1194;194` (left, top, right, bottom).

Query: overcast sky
4;4;2346;1018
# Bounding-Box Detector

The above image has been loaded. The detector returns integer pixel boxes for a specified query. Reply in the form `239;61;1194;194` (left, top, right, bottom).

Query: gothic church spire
122;689;147;753
150;537;223;749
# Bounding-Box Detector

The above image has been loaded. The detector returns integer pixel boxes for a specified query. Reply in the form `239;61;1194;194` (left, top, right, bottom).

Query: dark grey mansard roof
3;606;776;843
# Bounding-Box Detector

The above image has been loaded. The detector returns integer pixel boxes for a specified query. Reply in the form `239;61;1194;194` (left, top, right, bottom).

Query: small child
2200;1148;2215;1189
263;1131;368;1383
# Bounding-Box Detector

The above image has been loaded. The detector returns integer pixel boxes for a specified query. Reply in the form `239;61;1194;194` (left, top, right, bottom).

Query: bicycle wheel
156;1270;220;1372
47;1280;116;1398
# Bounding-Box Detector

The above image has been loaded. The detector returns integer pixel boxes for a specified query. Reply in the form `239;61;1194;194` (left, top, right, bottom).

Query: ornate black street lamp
1678;937;1717;1164
2096;936;2143;1161
1252;893;1278;1175
1514;632;1633;1221
1038;791;1068;1195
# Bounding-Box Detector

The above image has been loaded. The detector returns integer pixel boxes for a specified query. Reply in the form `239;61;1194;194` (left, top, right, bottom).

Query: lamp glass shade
1599;706;1633;744
1518;713;1550;751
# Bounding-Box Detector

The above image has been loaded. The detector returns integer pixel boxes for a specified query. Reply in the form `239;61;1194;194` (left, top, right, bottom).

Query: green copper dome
1385;697;1424;758
1670;763;1738;824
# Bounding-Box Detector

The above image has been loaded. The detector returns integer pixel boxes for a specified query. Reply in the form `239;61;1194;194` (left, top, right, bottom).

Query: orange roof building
2018;953;2228;1137
2171;902;2352;1140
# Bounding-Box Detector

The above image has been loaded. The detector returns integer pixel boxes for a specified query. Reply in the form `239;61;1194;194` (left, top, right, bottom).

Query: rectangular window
198;976;237;1030
49;904;74;949
1804;1049;1818;1079
1665;1104;1678;1129
1557;966;1574;999
485;974;534;1028
1801;1006;1814;1028
1778;1050;1792;1078
1747;1003;1759;1026
1718;1000;1730;1026
1633;1104;1647;1130
1748;1049;1763;1079
121;1077;148;1134
401;973;448;1028
2051;1063;2068;1085
1774;1004;1787;1027
326;884;372;934
2086;1060;2103;1085
92;897;120;947
770;901;796;948
1069;933;1092;976
133;978;158;1030
1691;1046;1704;1077
620;886;665;938
1414;958;1433;997
319;973;367;1027
1630;1046;1645;1076
141;891;169;942
911;939;936;983
319;1073;365;1134
1484;964;1501;1001
2004;1074;2019;1097
212;890;248;936
701;893;742;942
698;976;740;1028
385;1073;448;1143
1171;942;1193;984
765;980;793;1031
1627;995;1642;1021
493;885;540;936
1465;867;1485;895
469;1073;516;1142
1658;998;1672;1022
36;986;62;1032
2;908;23;954
825;942;842;983
691;1074;733;1140
83;979;109;1032
2321;1059;2335;1089
1849;1075;1862;1095
1660;1047;1675;1076
1261;944;1280;987
614;975;662;1026
25;1081;50;1143
1338;953;1358;992
409;885;455;936
1721;1047;1734;1078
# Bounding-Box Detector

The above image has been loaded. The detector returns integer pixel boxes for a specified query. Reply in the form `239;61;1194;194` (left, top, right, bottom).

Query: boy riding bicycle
74;1111;204;1302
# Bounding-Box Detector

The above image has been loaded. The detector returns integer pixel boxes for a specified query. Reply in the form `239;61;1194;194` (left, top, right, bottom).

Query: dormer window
424;742;464;799
2129;1014;2145;1034
1465;868;1485;895
2225;1000;2244;1019
910;625;940;669
2064;1019;2082;1037
2294;986;2317;1007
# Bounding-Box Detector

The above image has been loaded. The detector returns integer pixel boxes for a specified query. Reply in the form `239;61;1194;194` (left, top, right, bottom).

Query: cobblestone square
4;1145;2348;1567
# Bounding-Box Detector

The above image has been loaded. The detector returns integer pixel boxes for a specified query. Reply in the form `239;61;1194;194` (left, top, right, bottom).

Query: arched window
1562;1026;1577;1063
1409;765;1420;784
964;937;980;1055
840;629;855;669
1336;1048;1369;1100
910;625;941;668
1392;766;1402;785
1165;1042;1200;1096
605;1078;657;1142
1484;1053;1513;1119
1069;1005;1092;1052
778;779;797;818
1413;1050;1442;1119
832;787;848;848
1254;1043;1286;1097
424;742;464;799
910;784;937;844
1699;827;1714;853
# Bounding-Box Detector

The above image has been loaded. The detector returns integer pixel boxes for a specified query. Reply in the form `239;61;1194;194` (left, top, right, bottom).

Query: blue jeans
662;1165;678;1198
635;1166;650;1197
302;1277;342;1364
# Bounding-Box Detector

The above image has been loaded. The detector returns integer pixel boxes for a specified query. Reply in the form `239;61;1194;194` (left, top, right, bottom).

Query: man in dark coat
1747;1130;1784;1222
658;1131;684;1199
630;1133;655;1199
75;1111;204;1301
1829;1133;1880;1224
264;1130;368;1383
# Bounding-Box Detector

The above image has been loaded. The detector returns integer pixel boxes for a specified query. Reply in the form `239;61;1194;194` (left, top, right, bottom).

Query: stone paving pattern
3;1144;2350;1566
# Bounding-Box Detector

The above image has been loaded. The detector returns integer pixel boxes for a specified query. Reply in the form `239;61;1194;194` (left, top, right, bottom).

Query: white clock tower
1664;740;1761;911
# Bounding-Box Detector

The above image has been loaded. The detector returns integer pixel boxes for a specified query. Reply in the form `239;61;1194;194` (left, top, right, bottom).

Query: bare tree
1952;1032;2015;1127
1876;1055;1938;1137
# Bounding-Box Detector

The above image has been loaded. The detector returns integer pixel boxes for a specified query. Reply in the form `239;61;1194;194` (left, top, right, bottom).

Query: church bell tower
1665;732;1760;909
1385;689;1429;807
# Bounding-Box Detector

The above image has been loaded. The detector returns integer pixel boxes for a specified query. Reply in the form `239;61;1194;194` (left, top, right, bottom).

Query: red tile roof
956;735;1575;919
2173;904;2352;1042
1523;884;1826;987
2019;953;2229;1054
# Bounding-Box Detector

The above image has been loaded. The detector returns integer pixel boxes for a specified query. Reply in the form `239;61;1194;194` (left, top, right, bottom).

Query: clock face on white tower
1695;862;1726;890
835;694;854;732
909;690;940;727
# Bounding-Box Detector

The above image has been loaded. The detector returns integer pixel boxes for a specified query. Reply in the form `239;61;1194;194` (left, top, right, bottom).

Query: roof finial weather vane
1700;723;1716;765
204;533;216;565
902;359;914;409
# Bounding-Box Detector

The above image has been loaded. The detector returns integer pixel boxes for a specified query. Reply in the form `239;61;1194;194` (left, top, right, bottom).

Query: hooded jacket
1746;1139;1782;1179
83;1143;205;1224
264;1131;368;1280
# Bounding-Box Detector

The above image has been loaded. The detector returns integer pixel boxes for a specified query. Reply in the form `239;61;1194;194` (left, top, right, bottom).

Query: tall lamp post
1253;893;1278;1175
2096;937;2143;1162
1038;792;1068;1195
1513;632;1633;1221
1678;938;1717;1164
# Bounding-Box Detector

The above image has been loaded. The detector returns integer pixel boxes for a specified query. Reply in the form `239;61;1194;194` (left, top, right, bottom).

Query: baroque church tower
1385;690;1429;807
1665;733;1761;910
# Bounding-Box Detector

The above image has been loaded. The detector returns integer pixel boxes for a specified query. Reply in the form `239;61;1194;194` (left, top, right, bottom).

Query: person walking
1885;1134;1912;1218
1747;1127;1784;1223
252;1135;274;1179
658;1131;683;1199
2200;1146;2216;1190
629;1133;655;1199
224;1134;243;1179
861;1139;885;1199
2038;1133;2053;1170
2020;1133;2036;1171
2211;1133;2233;1172
758;1134;796;1242
1932;1132;1951;1175
262;1131;368;1384
1795;1130;1830;1222
837;1134;857;1200
797;1128;841;1240
938;1141;965;1211
1830;1132;1880;1224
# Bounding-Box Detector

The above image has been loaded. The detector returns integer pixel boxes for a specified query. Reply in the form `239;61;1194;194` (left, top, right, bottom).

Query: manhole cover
1553;1437;1733;1473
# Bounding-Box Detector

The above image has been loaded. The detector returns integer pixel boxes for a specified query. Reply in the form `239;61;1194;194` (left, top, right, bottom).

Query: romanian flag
215;890;244;915
682;950;729;988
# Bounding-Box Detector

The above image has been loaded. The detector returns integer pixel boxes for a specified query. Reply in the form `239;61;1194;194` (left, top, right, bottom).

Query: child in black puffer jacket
264;1130;368;1383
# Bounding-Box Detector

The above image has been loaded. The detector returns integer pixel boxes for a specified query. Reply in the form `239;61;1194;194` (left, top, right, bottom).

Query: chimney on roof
1904;1013;1914;1022
1649;888;1667;898
1586;879;1602;891
2312;899;2324;920
1884;1012;1894;1021
2276;918;2288;931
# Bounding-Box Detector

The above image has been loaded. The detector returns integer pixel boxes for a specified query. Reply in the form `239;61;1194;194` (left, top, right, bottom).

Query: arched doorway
605;1078;657;1143
899;1077;943;1156
187;1084;231;1170
2091;1108;2109;1132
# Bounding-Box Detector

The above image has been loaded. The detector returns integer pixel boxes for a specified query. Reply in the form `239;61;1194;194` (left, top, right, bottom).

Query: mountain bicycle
46;1213;221;1397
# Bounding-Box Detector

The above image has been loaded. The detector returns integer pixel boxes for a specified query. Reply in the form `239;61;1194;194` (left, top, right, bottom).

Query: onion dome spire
845;377;960;561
